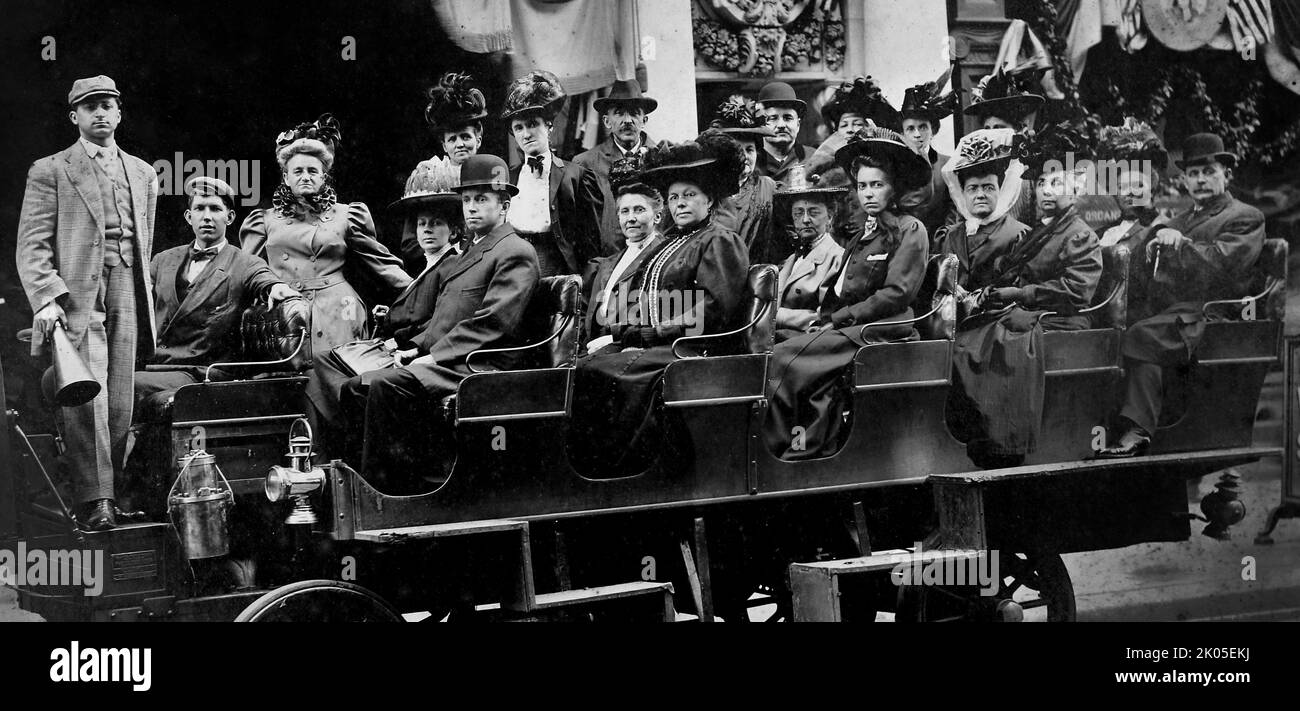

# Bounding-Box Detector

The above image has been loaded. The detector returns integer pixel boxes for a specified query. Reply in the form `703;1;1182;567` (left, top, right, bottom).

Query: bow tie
527;155;545;177
191;245;221;262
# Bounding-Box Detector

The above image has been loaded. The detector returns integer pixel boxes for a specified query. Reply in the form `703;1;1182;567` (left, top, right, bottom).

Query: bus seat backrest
916;254;958;341
1091;244;1130;329
1259;238;1287;321
530;274;583;368
240;299;311;371
746;264;779;355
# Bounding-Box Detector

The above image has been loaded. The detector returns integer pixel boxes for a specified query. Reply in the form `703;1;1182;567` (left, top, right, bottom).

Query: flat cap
68;75;120;106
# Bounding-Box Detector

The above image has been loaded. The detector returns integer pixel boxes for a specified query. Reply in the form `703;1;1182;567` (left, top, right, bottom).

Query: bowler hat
1176;133;1237;170
593;79;658;115
451;154;519;197
756;81;807;113
68;75;120;106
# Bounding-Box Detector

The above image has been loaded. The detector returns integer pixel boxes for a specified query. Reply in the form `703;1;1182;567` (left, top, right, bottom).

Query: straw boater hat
425;72;489;132
833;126;933;193
709;95;776;143
501;70;567;122
388;157;461;214
1141;0;1229;52
821;76;902;132
900;68;959;130
963;69;1045;123
639;129;747;200
593;78;657;115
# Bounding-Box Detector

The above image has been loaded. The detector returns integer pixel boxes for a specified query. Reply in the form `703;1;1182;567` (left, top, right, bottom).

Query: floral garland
1017;0;1299;166
692;1;845;77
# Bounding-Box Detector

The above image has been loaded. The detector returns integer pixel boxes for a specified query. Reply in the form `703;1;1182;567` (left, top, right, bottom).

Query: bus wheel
235;580;403;622
895;552;1076;622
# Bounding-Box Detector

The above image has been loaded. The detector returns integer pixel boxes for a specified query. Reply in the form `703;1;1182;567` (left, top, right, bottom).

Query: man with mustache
1098;133;1265;458
17;75;159;531
754;81;816;190
570;79;659;257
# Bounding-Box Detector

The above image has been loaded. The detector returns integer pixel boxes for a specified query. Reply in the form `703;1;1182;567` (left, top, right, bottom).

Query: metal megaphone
42;321;100;407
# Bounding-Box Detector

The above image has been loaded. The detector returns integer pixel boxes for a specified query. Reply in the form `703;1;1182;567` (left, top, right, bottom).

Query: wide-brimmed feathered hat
1016;119;1098;180
963;69;1045;123
822;76;902;132
639;129;746;201
710;95;776;142
388;157;461;215
1097;118;1168;172
900;68;958;128
502;70;567;122
951;128;1016;179
774;160;849;209
833;126;933;193
425;72;488;132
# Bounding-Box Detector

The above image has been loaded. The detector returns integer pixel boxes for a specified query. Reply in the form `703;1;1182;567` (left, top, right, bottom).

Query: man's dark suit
569;133;656;257
755;142;814;189
341;221;540;493
508;155;590;276
1118;192;1265;434
133;242;283;416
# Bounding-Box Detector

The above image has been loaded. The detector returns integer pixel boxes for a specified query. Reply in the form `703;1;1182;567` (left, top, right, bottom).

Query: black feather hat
425;72;488;132
963;68;1045;123
833;126;933;193
1097;118;1168;173
502;70;567;121
1016;118;1100;179
639;128;746;200
821;76;902;132
900;67;959;128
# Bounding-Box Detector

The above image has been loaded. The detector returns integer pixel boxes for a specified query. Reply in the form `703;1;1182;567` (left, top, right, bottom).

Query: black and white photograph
0;0;1298;679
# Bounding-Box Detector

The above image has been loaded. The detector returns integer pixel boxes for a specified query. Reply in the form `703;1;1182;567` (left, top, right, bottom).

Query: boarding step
484;581;676;621
352;519;529;543
790;549;983;622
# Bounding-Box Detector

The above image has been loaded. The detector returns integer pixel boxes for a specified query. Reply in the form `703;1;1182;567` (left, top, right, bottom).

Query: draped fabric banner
507;0;637;94
431;0;514;53
1058;0;1103;80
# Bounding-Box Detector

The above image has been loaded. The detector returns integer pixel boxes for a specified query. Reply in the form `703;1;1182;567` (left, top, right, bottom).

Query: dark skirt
567;345;684;478
949;307;1090;460
764;323;915;461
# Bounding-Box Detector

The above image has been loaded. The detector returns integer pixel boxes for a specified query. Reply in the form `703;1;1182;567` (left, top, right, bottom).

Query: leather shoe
1095;426;1151;459
79;498;117;531
112;504;149;523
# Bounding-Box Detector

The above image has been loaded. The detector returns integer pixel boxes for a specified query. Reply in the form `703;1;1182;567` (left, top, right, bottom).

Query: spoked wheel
235;580;404;622
896;552;1076;622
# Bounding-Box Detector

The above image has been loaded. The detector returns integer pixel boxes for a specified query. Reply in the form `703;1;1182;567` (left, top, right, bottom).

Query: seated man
948;123;1101;467
582;159;665;353
338;154;540;494
772;170;846;334
1098;133;1265;458
133;177;300;417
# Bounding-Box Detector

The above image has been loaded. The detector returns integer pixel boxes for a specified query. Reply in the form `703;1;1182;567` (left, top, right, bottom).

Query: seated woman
932;128;1030;304
773;169;847;333
948;122;1103;467
765;127;932;461
1095;118;1169;326
568;130;751;477
306;161;463;452
240;116;411;366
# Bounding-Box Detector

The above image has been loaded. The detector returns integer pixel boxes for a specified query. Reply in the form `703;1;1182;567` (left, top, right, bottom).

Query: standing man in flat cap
17;75;159;530
570;78;659;257
754;81;816;190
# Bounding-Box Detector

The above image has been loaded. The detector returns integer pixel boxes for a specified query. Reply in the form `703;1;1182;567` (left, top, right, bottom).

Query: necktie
95;149;119;181
527;155;544;177
191;245;220;261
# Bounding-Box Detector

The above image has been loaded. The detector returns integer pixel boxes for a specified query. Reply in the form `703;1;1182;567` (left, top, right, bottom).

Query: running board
790;549;983;622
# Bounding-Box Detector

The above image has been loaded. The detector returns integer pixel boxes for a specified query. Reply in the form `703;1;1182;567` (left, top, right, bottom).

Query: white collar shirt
509;151;553;234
